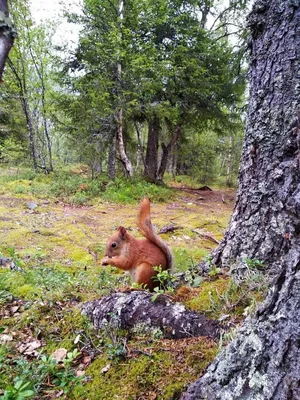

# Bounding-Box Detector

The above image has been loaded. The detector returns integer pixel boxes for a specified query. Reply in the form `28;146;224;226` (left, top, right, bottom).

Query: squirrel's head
104;226;129;257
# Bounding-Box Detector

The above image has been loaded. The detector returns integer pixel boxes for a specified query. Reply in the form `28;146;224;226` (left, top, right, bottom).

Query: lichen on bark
181;1;300;399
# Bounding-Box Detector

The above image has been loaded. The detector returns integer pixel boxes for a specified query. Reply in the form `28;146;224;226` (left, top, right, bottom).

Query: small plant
36;349;84;394
151;266;176;301
131;282;148;290
71;192;88;205
204;254;214;268
107;341;127;360
209;266;222;277
243;258;264;270
0;379;35;400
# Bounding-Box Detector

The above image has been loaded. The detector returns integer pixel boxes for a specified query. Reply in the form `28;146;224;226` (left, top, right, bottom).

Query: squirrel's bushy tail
137;197;173;270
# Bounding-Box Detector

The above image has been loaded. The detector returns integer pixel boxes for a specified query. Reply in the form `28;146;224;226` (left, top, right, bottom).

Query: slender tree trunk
0;0;15;81
25;26;53;172
172;144;177;179
157;124;181;182
181;2;300;399
39;63;53;172
115;0;133;178
8;58;37;170
116;108;133;178
23;97;37;170
134;120;146;172
108;133;117;180
144;116;160;181
200;2;211;29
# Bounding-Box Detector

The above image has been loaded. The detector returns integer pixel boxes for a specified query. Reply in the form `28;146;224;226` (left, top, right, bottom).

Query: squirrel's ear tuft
118;226;127;239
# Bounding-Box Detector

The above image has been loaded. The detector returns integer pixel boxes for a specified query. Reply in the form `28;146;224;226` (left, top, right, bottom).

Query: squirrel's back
137;197;173;270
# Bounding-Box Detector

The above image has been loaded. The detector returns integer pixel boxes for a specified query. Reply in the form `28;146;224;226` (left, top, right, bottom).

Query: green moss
73;336;219;400
71;249;94;263
173;247;209;272
186;278;230;318
73;353;169;399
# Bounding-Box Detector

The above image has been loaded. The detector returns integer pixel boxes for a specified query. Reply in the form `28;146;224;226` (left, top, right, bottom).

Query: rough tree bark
212;0;300;273
181;1;300;399
0;0;15;81
82;291;220;340
226;135;233;187
144;116;160;181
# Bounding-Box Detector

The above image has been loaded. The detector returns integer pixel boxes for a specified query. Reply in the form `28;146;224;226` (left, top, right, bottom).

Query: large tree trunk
212;0;300;273
144;116;160;181
181;2;300;399
181;251;300;399
0;0;15;81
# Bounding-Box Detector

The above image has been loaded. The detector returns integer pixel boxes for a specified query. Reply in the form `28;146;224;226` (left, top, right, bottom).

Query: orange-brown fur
101;198;173;291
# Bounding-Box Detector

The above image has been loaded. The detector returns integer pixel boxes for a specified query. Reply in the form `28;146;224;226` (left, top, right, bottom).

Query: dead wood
81;291;221;340
158;225;182;234
192;229;220;244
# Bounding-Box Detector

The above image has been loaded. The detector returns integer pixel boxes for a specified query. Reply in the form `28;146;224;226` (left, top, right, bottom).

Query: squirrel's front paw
101;257;110;266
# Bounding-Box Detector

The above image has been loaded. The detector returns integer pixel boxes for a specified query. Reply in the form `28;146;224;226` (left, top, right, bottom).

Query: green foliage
0;139;26;165
0;347;84;399
151;266;176;302
177;127;244;185
243;258;265;270
39;350;83;393
52;0;247;181
0;167;173;204
0;379;35;400
102;177;173;203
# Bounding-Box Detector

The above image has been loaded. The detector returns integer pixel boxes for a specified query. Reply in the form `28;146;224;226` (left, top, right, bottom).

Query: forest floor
0;170;266;400
0;184;235;269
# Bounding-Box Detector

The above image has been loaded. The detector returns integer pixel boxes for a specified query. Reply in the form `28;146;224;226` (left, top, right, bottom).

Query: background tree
3;0;55;171
181;1;300;398
0;0;15;81
58;0;246;182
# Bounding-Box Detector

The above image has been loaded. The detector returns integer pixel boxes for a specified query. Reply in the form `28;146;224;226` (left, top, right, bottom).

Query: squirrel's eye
111;242;117;248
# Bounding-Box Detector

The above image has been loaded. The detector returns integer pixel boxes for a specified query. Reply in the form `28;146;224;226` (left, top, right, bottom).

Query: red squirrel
101;197;173;291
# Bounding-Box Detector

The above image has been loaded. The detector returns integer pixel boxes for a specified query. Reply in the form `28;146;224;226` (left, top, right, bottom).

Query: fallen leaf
101;364;111;374
51;348;68;363
76;370;85;377
18;339;43;356
82;355;92;365
0;334;13;344
10;306;19;315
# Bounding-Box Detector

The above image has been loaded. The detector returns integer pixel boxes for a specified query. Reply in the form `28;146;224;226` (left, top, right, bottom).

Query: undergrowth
0;166;173;204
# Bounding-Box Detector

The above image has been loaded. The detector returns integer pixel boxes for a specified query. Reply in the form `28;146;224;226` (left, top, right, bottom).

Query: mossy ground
0;166;264;400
